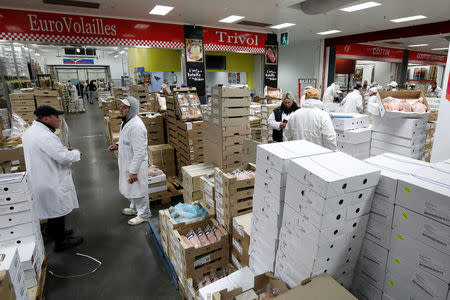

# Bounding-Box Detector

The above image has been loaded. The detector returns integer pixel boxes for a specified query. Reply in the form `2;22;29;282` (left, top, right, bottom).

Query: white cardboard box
148;173;166;184
0;222;35;242
254;176;286;202
0;173;30;196
372;131;426;148
289;151;380;198
0;210;33;228
0;247;29;300
388;229;449;283
351;274;383;300
371;139;425;157
365;212;392;249
337;141;371;155
370;146;423;160
372;117;426;139
255;140;331;173
330;113;370;131
336;127;372;144
0;192;30;206
0;201;31;216
395;167;450;226
370;193;395;224
355;238;389;290
392;205;449;255
353;152;370;160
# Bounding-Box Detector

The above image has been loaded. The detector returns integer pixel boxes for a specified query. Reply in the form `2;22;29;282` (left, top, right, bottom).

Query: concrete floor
43;101;179;299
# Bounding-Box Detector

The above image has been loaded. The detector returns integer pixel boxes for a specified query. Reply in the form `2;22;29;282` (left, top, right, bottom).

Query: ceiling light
114;55;118;58
431;47;449;51
120;50;126;54
390;15;427;23
76;48;80;53
340;2;381;12
149;5;174;15
408;44;429;47
35;53;40;56
270;23;296;30
219;15;245;23
317;29;342;35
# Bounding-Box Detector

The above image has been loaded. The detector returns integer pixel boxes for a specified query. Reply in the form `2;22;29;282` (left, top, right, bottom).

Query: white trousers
129;196;151;219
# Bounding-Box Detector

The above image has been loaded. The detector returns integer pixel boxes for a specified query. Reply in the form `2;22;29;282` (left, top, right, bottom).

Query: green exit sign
281;32;288;46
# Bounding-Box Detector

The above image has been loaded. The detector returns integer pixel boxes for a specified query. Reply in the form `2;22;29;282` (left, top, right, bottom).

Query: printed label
215;170;223;185
217;214;225;227
393;258;400;265
232;254;242;269
188;282;196;297
388;280;395;287
423;202;450;224
194;254;211;268
205;194;214;208
422;222;448;247
418;254;447;277
396;234;404;241
233;221;245;238
411;273;435;298
213;118;219;125
216;194;223;207
186;122;193;131
215;184;223;196
204;182;213;195
213;108;219;115
216;205;224;215
403;186;411;194
232;238;243;255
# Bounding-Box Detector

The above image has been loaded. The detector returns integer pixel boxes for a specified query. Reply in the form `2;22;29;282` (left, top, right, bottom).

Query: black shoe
65;229;74;236
54;236;84;252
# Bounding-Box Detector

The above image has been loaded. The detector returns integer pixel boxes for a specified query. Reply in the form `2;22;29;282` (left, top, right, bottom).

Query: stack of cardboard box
139;113;165;146
101;99;117;116
275;151;380;289
214;164;255;232
0;247;29;300
181;163;215;203
336;127;372;160
249;103;261;141
130;85;150;111
0;173;45;291
108;110;121;144
259;104;278;144
423;121;436;162
113;87;127;100
231;212;252;269
249;141;332;276
200;174;215;216
148;144;176;177
34;89;62;110
176;121;204;173
9;92;35;124
0;144;25;173
205;86;251;169
370;117;426;160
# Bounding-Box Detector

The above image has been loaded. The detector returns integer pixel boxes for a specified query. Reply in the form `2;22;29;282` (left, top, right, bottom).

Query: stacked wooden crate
205;86;251;170
259;104;278;144
140;113;165;146
9;92;35;124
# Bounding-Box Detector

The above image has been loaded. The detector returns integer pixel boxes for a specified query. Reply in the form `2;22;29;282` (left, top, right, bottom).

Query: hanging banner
63;58;94;64
336;44;404;62
264;34;278;88
184;25;206;101
203;28;267;53
0;8;185;48
408;50;447;65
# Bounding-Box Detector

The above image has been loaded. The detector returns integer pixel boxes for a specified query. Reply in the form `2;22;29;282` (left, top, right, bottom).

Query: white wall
278;40;322;100
205;72;247;94
356;60;395;87
431;44;450;163
253;54;264;96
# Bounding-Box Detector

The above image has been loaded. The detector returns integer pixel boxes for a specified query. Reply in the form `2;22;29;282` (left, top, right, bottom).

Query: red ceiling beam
325;20;450;47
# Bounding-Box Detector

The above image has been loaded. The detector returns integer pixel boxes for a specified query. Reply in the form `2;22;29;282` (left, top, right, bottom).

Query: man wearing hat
341;84;363;114
22;106;84;252
108;96;150;225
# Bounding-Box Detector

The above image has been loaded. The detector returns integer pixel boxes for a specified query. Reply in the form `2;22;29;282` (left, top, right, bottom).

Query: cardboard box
211;96;251;109
0;270;15;300
392;205;449;254
289;151;380;198
211;86;250;98
0;247;29;300
182;163;216;193
372;117;426;139
0;210;33;228
336;127;372;144
211;106;249;118
212;116;248;127
9;93;34;100
354;238;388;290
200;175;215;215
11;105;35;113
33;89;58;97
337;141;371;156
371;131;426;148
351;274;383;300
395;166;450;226
231;213;251;268
205;122;249;139
330;113;370;131
186;264;237;299
370;139;425;157
242;138;260;165
10;99;35;107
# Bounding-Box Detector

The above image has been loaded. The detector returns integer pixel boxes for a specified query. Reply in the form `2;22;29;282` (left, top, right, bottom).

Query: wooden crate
185;264;236;300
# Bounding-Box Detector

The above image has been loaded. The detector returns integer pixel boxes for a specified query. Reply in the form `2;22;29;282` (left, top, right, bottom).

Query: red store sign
203;28;267;53
0;8;185;48
336;44;404;62
409;50;447;65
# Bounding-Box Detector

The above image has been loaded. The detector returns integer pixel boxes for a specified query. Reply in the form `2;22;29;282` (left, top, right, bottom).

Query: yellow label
394;258;400;265
401;212;409;220
389;280;395;287
396;234;404;241
403;186;411;194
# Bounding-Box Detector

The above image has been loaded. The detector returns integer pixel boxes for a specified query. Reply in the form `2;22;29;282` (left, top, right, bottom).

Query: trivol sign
215;31;259;46
27;14;117;35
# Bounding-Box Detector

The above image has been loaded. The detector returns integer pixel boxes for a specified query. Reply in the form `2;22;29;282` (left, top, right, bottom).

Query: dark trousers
48;216;65;245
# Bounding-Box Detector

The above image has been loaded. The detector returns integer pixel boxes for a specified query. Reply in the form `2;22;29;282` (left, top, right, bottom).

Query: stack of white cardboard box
370;117;427;160
248;141;331;275
275;151;380;289
331;113;371;160
351;153;449;300
0;173;45;297
0;247;29;300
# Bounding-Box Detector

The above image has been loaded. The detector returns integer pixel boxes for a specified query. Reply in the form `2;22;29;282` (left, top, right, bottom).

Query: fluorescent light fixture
120;50;126;54
219;15;245;23
114;55;119;58
408;44;429;47
390;15;427;23
35;53;40;56
149;5;174;15
317;29;341;35
76;48;80;53
340;2;381;12
431;47;449;51
270;23;296;29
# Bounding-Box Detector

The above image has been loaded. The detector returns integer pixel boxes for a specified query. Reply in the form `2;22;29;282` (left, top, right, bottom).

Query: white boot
122;208;137;216
128;216;149;226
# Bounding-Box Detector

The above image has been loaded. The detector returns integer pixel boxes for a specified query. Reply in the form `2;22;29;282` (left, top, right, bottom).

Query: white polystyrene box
337;141;371;156
336;127;372;144
371;139;425;157
371;131;426;148
330;113;370;131
372;117;426;139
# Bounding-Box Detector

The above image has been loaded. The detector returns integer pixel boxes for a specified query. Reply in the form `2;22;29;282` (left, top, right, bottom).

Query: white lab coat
22;121;81;219
341;90;363;113
70;84;78;102
284;99;337;150
323;83;339;104
118;115;148;199
427;86;442;97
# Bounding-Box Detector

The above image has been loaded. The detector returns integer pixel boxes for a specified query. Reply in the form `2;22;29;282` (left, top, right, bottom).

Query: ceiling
0;0;449;43
365;34;450;54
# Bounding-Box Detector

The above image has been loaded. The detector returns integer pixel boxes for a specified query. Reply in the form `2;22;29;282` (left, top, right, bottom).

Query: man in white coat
323;82;340;104
108;96;150;225
341;84;363;113
284;88;337;150
427;81;442;97
22;106;84;252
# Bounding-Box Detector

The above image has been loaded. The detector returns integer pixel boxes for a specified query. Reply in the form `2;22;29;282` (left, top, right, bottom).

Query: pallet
28;257;47;300
149;178;183;203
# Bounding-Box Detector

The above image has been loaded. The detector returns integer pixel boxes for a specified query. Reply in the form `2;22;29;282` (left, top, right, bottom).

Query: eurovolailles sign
27;14;118;36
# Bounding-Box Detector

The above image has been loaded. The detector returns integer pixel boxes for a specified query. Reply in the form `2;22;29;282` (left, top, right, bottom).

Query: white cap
388;81;398;87
120;98;130;106
369;87;378;94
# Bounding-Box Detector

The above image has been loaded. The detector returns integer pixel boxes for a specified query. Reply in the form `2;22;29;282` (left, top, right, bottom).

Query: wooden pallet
28;258;47;300
149;177;183;203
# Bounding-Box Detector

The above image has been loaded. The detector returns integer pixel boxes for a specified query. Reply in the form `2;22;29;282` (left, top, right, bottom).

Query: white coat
323;83;339;104
118;115;148;199
22;121;81;219
341;90;363;113
427;86;442;97
284;99;337;150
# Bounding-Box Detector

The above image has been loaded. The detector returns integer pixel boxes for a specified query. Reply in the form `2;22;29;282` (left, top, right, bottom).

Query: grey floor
43;100;180;299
